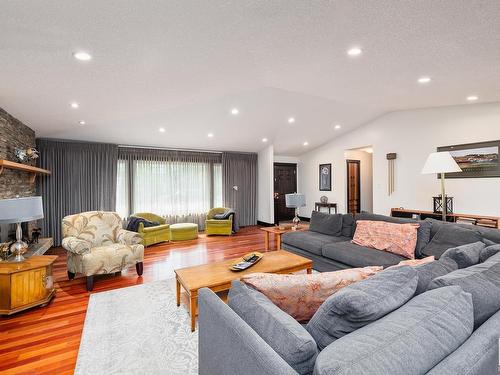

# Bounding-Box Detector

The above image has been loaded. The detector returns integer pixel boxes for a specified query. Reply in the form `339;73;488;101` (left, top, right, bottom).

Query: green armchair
130;212;170;247
205;207;233;236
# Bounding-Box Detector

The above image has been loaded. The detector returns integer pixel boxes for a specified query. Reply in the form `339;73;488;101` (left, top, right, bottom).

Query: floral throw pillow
240;266;382;322
352;220;419;259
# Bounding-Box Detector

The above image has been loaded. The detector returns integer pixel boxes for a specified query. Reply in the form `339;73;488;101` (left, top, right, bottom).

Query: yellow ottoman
170;223;199;241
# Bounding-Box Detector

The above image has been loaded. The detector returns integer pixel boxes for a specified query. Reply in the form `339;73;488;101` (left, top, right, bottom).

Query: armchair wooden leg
86;276;94;291
136;262;144;276
67;271;75;280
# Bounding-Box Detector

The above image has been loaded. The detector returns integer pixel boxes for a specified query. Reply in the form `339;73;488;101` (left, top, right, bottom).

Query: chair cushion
240;267;382;322
479;243;500;262
309;211;343;236
413;257;458;295
228;280;318;375
422;224;482;259
429;252;500;328
306;266;418;350
78;243;144;276
281;231;347;256
440;241;485;269
321;241;406;268
313;286;473;375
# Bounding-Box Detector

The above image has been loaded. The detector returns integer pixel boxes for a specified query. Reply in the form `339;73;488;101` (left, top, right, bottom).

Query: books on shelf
456;217;476;225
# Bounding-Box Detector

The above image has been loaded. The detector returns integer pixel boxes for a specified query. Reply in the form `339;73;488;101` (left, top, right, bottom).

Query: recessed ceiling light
78;121;86;126
303;141;309;146
334;124;341;130
347;47;362;57
70;102;79;109
158;127;166;133
207;133;214;138
288;117;295;124
231;108;239;115
262;138;268;143
73;51;92;61
418;77;432;84
467;95;479;101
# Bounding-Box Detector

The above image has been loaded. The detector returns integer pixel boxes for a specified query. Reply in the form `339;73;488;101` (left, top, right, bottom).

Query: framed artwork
319;163;332;191
438;140;500;178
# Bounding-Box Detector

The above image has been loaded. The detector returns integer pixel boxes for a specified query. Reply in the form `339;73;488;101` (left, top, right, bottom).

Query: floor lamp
421;151;462;222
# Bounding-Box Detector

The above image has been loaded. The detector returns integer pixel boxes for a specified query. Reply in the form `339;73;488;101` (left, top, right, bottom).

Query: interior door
273;163;297;224
346;160;361;214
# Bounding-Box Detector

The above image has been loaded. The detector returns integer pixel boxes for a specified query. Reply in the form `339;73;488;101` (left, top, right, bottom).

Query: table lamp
0;196;44;262
421;152;462;222
285;193;306;229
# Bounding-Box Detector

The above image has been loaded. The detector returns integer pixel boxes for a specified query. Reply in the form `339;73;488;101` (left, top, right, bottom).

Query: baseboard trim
257;220;275;227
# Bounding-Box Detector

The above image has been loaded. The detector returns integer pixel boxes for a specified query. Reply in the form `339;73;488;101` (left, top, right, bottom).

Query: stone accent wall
0;107;36;199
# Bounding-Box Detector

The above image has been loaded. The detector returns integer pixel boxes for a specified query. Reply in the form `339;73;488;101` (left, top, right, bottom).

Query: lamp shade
285;193;306;208
421;152;462;174
0;196;44;224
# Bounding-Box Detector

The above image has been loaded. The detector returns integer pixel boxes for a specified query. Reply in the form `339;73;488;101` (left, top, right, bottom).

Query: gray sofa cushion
321;241;406;268
341;213;355;237
422;224;482;259
313;286;474;375
426;217;500;244
228;280;318;375
354;213;431;258
282;231;347;256
440;241;485;269
429;252;500;328
306;266;417;350
427;309;500;375
413;257;458;295
309;211;343;236
480;243;500;263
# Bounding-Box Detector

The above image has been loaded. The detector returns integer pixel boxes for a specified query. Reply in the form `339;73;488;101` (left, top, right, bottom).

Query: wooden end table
175;250;313;331
260;225;308;251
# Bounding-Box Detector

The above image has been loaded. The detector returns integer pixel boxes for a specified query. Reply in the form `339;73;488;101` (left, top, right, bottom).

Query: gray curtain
36;139;118;245
222;152;257;226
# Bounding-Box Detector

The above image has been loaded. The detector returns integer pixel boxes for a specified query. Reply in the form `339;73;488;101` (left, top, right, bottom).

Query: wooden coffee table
175;250;313;331
260;225;308;250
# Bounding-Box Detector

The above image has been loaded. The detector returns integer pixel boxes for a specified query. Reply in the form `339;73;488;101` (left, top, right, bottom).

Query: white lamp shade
421;152;462;174
0;196;44;224
285;193;306;208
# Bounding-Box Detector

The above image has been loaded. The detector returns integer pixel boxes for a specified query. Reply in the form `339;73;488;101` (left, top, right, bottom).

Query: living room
1;1;500;374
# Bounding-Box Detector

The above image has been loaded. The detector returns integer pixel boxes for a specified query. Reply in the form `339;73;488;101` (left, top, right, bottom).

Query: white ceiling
1;1;500;155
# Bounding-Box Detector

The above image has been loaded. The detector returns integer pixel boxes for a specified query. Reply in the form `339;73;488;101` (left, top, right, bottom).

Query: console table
315;202;338;214
391;208;500;229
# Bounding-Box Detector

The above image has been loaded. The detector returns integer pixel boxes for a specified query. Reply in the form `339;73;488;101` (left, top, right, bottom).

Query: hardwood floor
0;226;273;375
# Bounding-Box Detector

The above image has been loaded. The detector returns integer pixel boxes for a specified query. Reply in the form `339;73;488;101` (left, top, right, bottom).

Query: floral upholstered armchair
62;211;144;291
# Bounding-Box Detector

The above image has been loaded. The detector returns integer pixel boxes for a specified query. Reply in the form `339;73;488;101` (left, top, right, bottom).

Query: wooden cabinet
0;256;56;315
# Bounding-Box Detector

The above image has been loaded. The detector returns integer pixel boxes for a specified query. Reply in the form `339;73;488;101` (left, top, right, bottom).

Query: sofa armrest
198;288;298;375
117;229;143;245
141;224;170;233
62;236;92;255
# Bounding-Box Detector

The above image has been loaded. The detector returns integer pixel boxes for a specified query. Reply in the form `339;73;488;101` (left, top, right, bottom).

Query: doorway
346;160;361;214
273;163;297;224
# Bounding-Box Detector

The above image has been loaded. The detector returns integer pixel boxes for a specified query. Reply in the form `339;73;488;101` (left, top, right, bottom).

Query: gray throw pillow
422;225;482;259
313;286;473;375
413;257;458;295
415;220;432;258
429;252;500;328
309;211;343;237
480;244;500;263
306;266;418;350
228;280;318;375
341;213;355;237
440;241;485;269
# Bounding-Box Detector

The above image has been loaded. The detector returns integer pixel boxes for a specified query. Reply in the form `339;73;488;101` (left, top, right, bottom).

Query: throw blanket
213;209;238;233
126;217;160;232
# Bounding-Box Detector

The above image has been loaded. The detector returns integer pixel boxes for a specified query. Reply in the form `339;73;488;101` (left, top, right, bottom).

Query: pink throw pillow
241;266;383;322
352;220;419;259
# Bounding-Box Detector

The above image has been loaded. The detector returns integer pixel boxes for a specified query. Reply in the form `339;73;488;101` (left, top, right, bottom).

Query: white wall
298;102;500;218
344;149;373;212
257;145;274;223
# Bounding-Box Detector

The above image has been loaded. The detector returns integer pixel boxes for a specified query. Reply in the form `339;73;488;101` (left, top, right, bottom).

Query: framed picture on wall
319;163;332;191
438;140;500;178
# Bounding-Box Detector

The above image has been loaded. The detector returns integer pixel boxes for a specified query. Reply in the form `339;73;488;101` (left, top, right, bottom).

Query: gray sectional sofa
198;212;500;375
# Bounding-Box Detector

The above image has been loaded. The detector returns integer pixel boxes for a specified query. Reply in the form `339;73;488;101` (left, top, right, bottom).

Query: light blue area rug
75;280;198;375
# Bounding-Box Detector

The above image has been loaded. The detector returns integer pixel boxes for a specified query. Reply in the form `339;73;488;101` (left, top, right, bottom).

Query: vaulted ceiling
1;1;499;155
